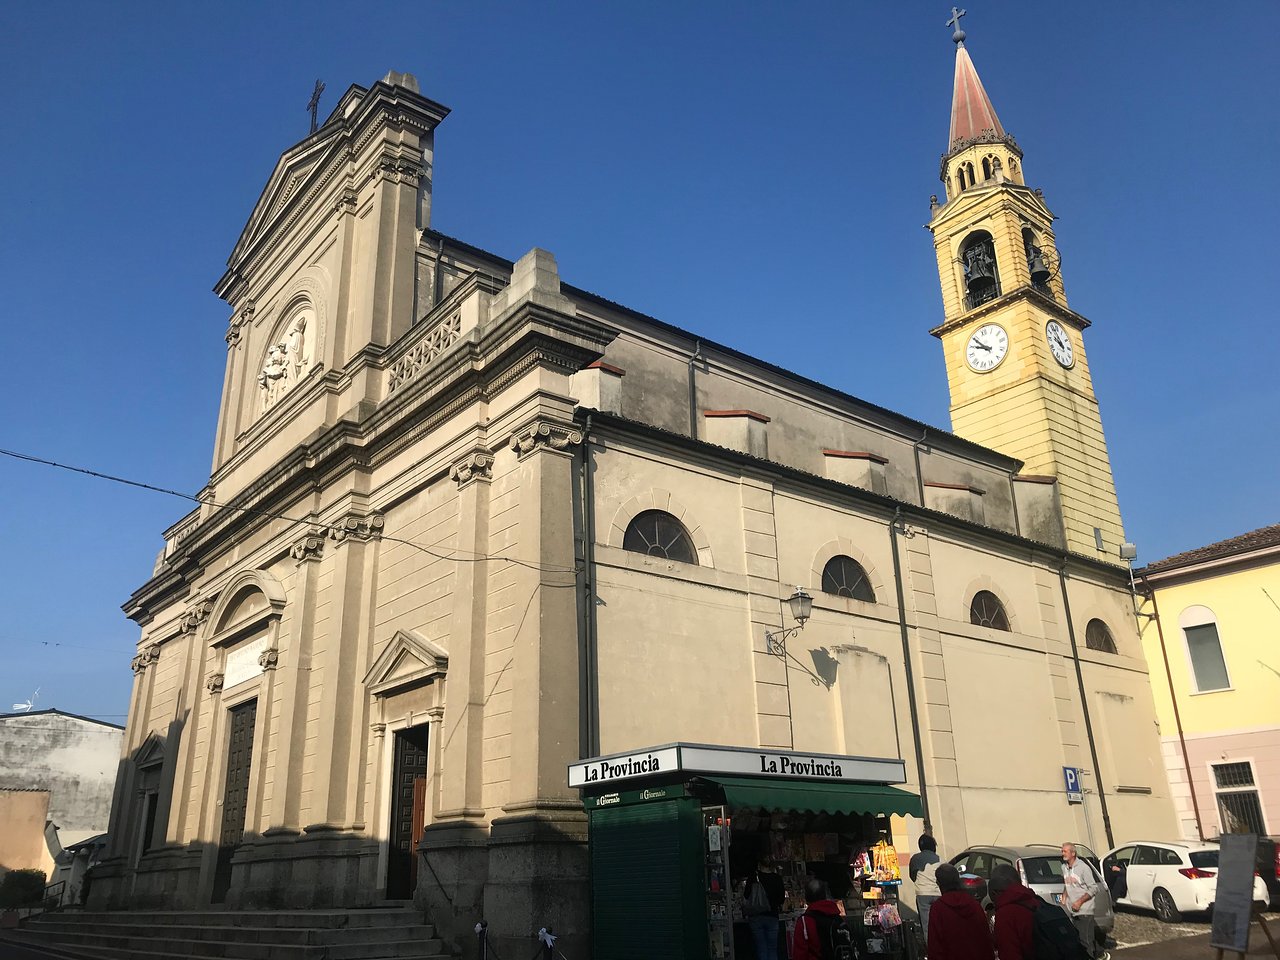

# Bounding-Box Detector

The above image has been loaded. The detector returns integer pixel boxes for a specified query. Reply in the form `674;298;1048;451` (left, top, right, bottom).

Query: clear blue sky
2;2;1277;723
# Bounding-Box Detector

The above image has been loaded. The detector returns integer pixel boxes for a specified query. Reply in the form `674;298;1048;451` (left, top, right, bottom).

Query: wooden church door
212;698;257;903
386;725;429;899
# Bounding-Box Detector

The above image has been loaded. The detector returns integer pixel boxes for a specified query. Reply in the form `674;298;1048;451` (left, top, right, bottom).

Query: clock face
1046;320;1075;367
966;323;1009;372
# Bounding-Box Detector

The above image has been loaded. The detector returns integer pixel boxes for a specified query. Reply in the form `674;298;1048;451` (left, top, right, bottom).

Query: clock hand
973;341;992;351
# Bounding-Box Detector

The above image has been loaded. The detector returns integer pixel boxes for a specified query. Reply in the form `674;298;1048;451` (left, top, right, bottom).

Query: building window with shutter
1179;605;1231;692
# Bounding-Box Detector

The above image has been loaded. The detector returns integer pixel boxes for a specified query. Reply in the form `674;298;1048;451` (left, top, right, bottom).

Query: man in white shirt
1061;842;1100;959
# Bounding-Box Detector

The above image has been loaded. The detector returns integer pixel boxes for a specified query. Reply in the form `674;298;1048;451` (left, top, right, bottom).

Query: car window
1106;846;1135;870
1190;850;1219;869
1022;856;1065;885
951;852;970;872
1132;845;1159;865
967;852;992;878
1158;848;1184;866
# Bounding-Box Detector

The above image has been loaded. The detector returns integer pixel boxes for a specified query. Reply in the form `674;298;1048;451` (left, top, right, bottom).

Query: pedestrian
743;857;786;960
790;879;844;960
908;833;942;940
927;863;994;960
988;863;1037;960
1061;842;1100;959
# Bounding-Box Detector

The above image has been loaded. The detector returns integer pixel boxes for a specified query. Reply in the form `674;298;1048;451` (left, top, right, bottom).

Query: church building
95;23;1177;959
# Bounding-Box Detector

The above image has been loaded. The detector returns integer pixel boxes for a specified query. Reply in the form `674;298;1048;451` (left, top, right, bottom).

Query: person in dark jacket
927;863;994;960
744;858;786;960
989;864;1037;960
791;879;843;960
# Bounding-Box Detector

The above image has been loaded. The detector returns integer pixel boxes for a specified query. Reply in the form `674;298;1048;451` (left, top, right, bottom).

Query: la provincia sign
567;742;907;788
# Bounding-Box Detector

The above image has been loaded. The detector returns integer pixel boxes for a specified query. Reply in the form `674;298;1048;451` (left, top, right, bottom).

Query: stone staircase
1;906;452;960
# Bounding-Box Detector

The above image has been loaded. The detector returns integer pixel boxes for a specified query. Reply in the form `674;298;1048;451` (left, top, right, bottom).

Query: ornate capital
144;643;161;665
329;513;385;544
225;325;242;347
179;600;214;635
375;157;422;186
291;530;326;563
371;722;387;738
450;451;494;487
239;300;256;323
205;673;225;694
131;655;146;674
510;420;583;459
258;648;279;671
334;188;358;214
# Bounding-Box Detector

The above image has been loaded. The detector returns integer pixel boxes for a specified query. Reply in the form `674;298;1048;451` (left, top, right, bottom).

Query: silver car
949;843;1115;935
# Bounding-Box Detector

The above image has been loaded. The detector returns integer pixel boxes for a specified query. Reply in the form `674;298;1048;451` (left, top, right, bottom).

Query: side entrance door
212;699;257;903
386;725;429;899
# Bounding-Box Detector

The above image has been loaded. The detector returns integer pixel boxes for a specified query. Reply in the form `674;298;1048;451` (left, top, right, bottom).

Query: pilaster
437;448;494;822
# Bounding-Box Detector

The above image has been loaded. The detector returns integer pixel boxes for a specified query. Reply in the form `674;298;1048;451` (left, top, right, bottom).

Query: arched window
1179;605;1231;692
1085;619;1118;654
970;590;1010;631
961;230;1000;308
821;556;875;602
981;156;992;180
623;510;698;565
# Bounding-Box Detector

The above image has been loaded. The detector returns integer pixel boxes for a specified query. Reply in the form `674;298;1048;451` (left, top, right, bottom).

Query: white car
1102;841;1270;922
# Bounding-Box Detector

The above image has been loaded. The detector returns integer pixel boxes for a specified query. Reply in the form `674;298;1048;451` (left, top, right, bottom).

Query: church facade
95;34;1176;958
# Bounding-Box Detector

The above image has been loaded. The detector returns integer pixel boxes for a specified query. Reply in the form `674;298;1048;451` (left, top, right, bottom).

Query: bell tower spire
926;16;1126;563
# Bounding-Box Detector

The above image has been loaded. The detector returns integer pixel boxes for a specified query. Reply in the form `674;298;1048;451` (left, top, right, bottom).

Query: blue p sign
1063;766;1083;803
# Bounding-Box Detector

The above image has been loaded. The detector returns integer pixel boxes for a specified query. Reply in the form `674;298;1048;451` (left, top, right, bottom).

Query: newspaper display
1209;833;1258;954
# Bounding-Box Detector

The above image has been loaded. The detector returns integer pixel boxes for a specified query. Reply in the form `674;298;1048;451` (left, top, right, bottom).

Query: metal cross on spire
307;79;326;134
947;6;967;45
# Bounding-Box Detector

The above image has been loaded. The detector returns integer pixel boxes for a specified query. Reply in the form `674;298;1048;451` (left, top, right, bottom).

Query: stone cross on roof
307;79;326;134
948;6;967;45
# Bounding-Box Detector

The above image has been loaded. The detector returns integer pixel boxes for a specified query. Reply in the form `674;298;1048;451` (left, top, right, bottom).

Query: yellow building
928;30;1124;563
1137;524;1280;840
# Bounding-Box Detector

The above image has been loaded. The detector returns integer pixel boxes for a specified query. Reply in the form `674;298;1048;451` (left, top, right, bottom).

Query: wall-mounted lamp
765;589;812;657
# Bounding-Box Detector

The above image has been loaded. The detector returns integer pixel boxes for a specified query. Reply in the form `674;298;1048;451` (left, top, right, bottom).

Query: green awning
703;776;922;818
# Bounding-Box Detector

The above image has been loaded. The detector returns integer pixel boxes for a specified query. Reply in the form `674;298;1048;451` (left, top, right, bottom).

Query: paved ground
1112;905;1280;956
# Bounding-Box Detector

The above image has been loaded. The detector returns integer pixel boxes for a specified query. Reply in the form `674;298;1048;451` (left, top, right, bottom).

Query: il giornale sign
568;742;907;788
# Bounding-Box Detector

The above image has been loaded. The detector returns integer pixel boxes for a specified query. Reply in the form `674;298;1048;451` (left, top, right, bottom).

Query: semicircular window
1085;618;1118;654
821;556;875;602
623;510;698;565
969;590;1011;631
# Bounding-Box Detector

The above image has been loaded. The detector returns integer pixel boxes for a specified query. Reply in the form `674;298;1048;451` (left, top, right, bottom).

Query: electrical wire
0;446;582;576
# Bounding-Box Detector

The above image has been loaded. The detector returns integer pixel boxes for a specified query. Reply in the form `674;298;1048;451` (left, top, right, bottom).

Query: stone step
30;919;437;946
5;928;451;960
34;907;424;929
13;928;445;960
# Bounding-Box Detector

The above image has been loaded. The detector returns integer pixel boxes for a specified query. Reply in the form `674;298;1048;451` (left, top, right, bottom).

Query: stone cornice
928;285;1092;339
216;82;449;306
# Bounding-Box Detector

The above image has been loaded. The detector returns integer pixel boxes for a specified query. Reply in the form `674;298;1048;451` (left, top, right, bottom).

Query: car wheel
1152;887;1182;923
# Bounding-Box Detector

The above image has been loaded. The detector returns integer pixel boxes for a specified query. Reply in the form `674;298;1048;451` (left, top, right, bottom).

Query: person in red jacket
791;879;843;960
927;863;994;960
989;864;1037;960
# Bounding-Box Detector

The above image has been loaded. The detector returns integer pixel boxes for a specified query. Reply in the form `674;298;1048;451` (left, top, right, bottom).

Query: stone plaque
224;635;271;690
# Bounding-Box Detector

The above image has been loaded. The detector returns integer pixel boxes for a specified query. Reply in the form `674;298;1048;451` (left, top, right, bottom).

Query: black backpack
1016;896;1090;960
809;910;855;960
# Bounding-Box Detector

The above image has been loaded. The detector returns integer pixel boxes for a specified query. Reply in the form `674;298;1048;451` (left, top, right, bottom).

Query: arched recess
204;569;287;646
962;577;1020;634
1084;618;1118;654
608;489;713;567
810;539;885;605
254;268;329;416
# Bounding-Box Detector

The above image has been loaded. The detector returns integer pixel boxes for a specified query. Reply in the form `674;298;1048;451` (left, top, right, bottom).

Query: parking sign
1063;766;1083;803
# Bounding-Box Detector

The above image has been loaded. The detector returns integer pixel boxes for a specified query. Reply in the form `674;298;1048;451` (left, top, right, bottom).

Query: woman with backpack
743;858;786;960
791;879;853;960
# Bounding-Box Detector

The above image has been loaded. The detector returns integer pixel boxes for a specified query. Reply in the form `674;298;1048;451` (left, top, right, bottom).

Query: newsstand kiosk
570;743;923;960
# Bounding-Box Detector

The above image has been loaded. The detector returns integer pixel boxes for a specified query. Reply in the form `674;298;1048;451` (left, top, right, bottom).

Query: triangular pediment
363;629;449;697
135;733;167;768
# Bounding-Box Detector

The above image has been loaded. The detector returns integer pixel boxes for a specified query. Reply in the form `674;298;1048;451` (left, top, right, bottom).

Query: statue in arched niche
258;307;316;412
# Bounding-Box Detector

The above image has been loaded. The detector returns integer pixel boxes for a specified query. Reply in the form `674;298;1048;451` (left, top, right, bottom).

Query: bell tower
927;13;1124;562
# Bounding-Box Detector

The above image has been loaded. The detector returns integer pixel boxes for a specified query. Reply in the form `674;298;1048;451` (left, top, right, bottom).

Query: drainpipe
1143;579;1204;840
688;340;703;440
434;237;444;306
1058;563;1114;848
889;508;932;832
579;413;601;757
912;429;928;506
